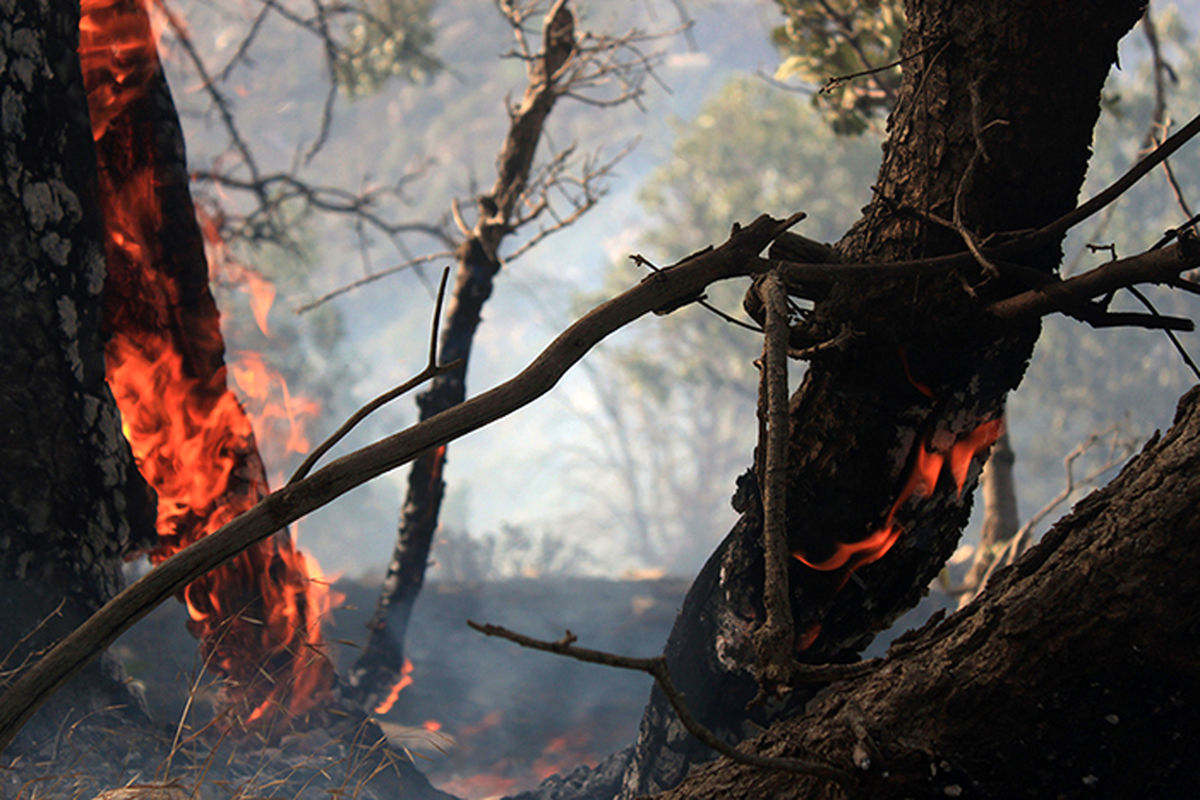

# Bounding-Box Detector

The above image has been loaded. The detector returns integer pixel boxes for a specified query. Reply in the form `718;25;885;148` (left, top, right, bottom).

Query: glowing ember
897;346;935;399
459;710;505;737
374;658;416;715
796;622;822;652
81;0;333;726
423;719;443;732
531;732;599;780
438;773;518;800
794;417;1004;577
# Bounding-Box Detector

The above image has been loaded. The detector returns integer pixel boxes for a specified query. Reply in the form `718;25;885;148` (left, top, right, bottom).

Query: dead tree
346;0;654;707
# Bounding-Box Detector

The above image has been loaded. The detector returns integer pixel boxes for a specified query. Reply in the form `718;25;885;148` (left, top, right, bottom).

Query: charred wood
655;384;1200;799
0;0;156;747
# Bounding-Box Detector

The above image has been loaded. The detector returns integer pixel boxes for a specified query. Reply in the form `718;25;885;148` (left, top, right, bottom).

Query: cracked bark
656;384;1200;799
0;0;156;746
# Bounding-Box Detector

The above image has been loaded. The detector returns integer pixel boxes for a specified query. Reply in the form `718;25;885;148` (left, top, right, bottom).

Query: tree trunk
561;2;1148;797
0;0;157;746
350;2;577;705
655;383;1200;799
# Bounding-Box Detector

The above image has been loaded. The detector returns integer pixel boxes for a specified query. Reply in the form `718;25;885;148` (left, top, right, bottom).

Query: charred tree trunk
0;0;157;746
511;2;1149;798
79;0;339;723
349;1;577;706
657;384;1200;799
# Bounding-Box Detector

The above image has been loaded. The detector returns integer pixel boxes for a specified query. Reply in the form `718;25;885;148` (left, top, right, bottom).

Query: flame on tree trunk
79;0;333;727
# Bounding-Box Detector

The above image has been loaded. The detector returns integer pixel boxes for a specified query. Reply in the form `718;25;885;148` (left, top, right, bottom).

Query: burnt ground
110;575;690;799
5;573;954;799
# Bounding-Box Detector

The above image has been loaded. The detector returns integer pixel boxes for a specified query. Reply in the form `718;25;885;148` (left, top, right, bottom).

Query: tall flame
81;0;333;726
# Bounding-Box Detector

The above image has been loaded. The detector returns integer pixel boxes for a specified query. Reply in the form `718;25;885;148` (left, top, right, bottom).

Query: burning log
79;0;334;730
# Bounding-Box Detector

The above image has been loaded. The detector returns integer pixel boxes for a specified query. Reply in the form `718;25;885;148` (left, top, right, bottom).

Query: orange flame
795;417;1004;576
198;208;277;336
459;709;505;737
531;733;600;780
438;774;519;800
373;658;416;715
81;0;332;726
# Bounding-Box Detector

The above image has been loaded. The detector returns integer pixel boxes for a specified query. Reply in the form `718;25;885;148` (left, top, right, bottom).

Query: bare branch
296;251;455;314
0;213;802;755
750;271;798;701
986;235;1200;324
289;268;458;484
1034;111;1200;242
465;621;857;789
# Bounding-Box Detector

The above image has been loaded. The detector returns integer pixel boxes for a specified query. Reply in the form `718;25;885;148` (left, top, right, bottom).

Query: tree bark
606;1;1148;796
655;383;1200;799
349;1;577;705
0;0;157;745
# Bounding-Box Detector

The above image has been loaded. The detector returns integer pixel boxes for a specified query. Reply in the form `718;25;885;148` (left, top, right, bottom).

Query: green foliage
335;0;440;98
772;0;905;135
639;75;881;253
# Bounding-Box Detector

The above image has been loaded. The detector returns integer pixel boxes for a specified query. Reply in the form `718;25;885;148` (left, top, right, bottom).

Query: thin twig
465;621;857;789
969;426;1135;599
290;269;458;484
821;41;938;94
788;325;859;361
1125;285;1200;380
1036;111;1200;241
0;599;66;681
631;252;763;331
296;251;454;314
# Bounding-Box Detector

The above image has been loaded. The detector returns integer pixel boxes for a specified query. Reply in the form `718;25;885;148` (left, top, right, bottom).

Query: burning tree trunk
0;0;158;745
78;0;335;730
654;384;1200;799
518;2;1152;797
